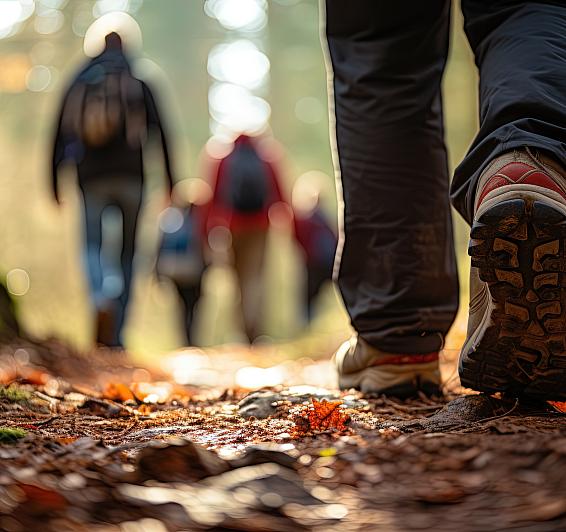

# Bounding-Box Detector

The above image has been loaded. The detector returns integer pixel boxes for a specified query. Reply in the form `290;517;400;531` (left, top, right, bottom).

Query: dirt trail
1;340;566;531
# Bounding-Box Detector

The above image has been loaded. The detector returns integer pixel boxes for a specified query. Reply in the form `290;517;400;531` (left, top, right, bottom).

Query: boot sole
461;195;566;400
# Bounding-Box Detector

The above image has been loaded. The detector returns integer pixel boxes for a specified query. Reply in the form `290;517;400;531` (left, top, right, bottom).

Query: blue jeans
80;177;142;347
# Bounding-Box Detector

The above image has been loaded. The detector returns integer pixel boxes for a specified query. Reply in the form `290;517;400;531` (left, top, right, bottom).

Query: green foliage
0;385;31;403
0;427;26;443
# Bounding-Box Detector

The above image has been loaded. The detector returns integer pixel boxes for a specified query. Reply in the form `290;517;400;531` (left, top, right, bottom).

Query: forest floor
1;338;566;532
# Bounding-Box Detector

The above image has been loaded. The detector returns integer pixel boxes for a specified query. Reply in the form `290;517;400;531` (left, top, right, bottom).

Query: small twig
104;441;146;455
33;391;60;404
17;415;59;429
84;396;138;416
475;398;520;424
380;397;443;414
433;398;521;434
115;420;139;439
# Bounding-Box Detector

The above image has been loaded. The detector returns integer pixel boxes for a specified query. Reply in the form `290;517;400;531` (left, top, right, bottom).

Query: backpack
63;59;146;149
222;144;269;213
157;207;204;285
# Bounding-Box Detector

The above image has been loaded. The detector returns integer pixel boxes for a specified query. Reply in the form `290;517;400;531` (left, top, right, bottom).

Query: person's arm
143;82;175;194
51;99;66;204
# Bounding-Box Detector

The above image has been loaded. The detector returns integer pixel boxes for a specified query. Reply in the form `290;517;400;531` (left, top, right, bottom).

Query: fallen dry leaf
290;398;350;437
549;401;566;413
0;366;50;386
136;403;153;415
102;382;135;402
17;483;68;512
55;436;79;445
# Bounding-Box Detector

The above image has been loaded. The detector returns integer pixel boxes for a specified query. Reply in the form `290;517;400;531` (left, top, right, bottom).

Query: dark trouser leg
452;1;566;223
115;183;142;346
81;185;105;305
80;184;107;343
324;0;459;353
174;283;201;345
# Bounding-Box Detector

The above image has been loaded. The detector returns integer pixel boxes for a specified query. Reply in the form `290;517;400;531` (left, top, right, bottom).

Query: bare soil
1;339;566;532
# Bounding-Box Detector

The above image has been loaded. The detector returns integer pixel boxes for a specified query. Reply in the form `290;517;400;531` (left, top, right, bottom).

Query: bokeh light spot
205;0;267;32
6;269;30;297
34;8;64;35
25;65;52;92
208;40;270;90
209;82;270;134
0;0;35;39
295;96;325;124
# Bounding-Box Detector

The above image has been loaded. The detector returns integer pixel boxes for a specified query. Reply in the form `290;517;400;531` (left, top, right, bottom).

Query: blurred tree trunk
0;283;20;339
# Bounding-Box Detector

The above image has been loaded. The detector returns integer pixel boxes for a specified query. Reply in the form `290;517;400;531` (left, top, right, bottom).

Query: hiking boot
334;336;441;398
95;301;121;348
460;148;566;400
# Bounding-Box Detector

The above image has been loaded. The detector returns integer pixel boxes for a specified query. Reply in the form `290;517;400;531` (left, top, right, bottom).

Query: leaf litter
1;340;566;531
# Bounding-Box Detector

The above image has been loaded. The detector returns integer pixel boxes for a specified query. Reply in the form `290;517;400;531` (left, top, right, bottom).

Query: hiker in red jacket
201;134;286;342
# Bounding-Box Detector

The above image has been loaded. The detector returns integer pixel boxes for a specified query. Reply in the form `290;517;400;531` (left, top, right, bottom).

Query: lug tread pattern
461;198;566;400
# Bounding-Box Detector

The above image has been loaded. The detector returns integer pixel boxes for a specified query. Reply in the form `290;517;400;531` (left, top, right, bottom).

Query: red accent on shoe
477;162;566;206
370;352;439;367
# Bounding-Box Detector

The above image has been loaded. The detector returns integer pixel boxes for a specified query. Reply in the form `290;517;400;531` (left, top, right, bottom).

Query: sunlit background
0;0;477;370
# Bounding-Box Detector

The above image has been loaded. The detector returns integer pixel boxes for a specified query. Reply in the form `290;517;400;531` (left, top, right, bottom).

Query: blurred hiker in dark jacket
201;134;286;342
292;177;337;321
51;32;175;348
156;180;208;345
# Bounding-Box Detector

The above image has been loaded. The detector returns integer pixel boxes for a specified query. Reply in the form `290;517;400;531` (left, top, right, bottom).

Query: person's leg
325;0;458;355
232;230;267;342
324;0;458;395
79;183;107;342
452;0;566;221
456;1;566;400
114;180;143;347
174;282;201;345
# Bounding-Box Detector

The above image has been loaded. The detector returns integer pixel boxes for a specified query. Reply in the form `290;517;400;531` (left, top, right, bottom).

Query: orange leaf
18;367;50;386
549;401;566;413
291;398;350;437
55;436;78;445
17;483;68;511
136;403;153;415
102;382;135;402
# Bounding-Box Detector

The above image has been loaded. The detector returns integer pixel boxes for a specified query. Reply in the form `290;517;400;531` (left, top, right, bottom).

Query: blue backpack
157;207;204;284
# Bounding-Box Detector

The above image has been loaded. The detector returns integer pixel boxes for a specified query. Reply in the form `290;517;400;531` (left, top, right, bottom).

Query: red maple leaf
290;398;350;437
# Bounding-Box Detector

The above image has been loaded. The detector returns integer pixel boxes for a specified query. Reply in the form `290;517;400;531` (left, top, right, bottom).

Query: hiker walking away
324;1;566;399
201;134;286;342
51;32;175;348
156;181;206;346
292;178;337;322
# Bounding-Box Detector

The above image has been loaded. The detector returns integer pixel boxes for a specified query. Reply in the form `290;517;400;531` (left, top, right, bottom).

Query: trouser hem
359;332;444;355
